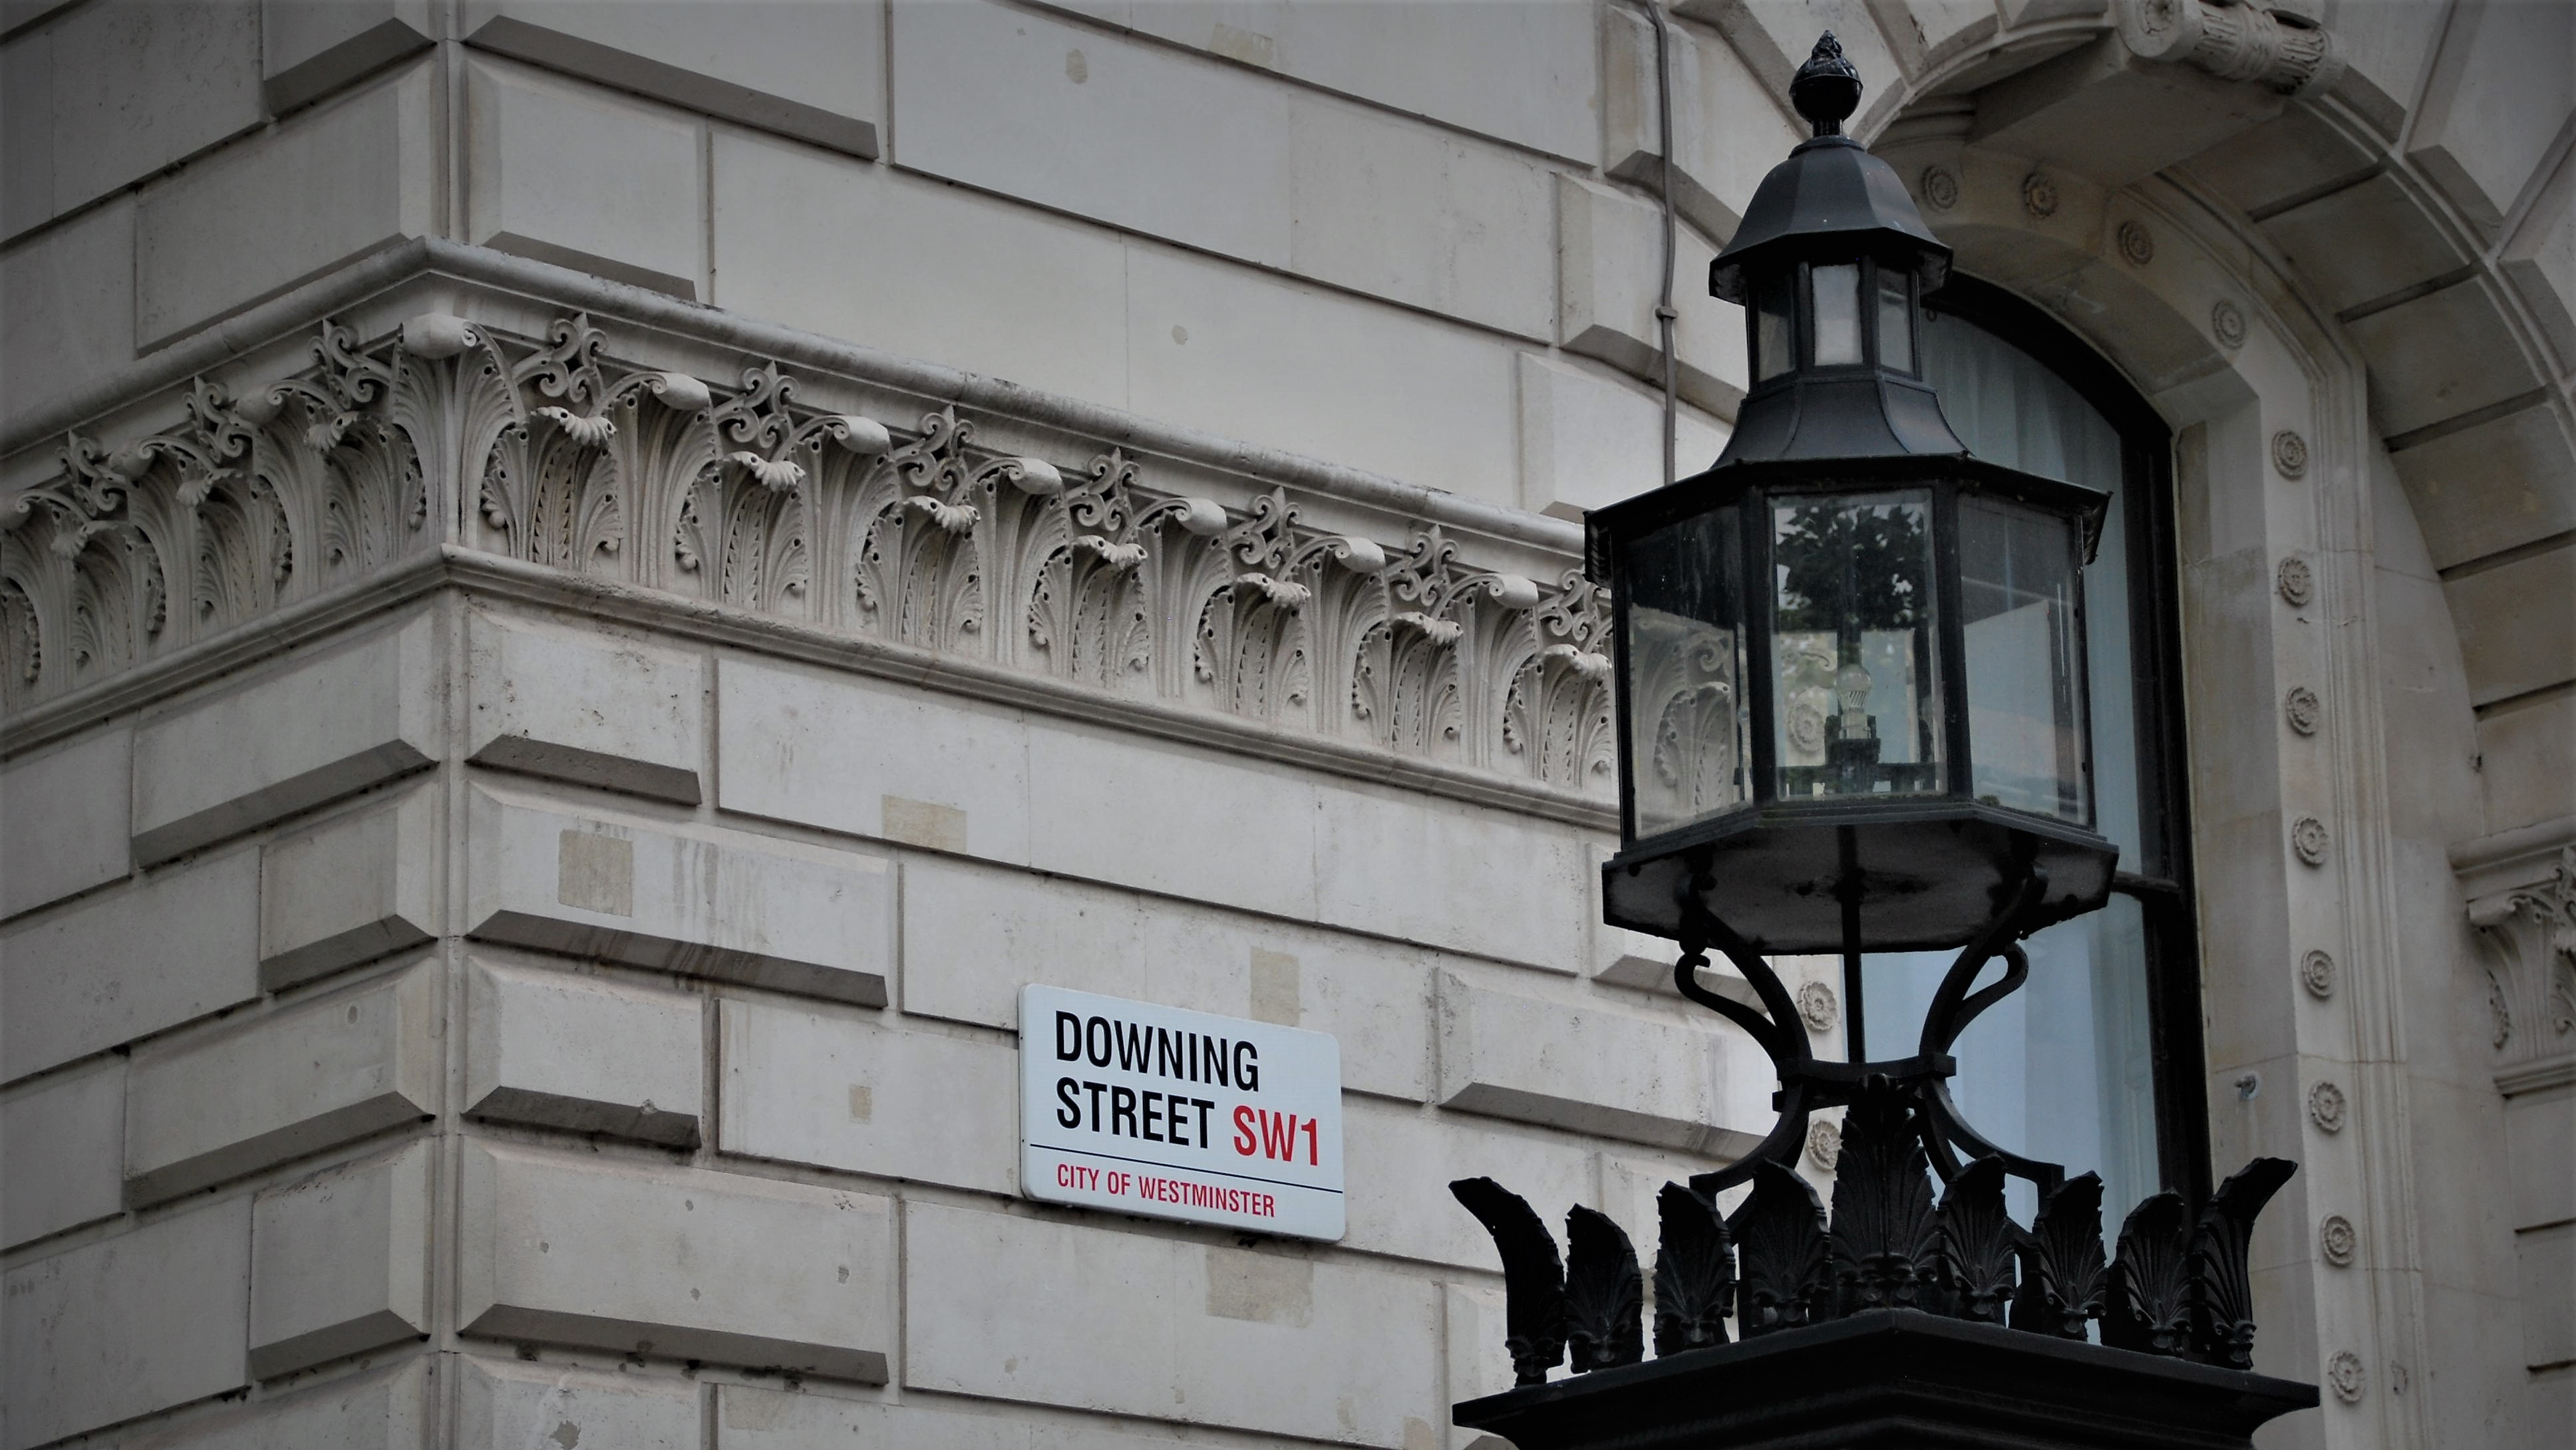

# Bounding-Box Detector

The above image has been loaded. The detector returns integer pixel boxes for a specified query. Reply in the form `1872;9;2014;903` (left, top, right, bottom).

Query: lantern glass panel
1754;271;1795;382
1769;491;1943;799
1877;269;1914;373
1812;263;1863;365
1623;509;1751;837
1960;496;2088;821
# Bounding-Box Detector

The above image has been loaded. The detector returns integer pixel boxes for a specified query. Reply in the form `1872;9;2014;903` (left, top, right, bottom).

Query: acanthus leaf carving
2465;845;2576;1071
7;312;1611;804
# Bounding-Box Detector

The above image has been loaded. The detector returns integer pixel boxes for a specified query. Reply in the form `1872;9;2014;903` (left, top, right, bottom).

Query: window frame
1909;275;2214;1207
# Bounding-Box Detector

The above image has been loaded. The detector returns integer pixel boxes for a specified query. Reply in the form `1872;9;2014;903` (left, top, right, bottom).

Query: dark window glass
1847;279;2207;1221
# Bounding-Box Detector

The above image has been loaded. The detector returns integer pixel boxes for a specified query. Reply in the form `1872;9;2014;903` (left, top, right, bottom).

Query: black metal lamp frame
1673;853;2064;1197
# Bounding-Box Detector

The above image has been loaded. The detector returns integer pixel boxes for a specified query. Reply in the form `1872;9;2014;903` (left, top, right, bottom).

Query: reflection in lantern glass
1812;263;1863;366
1755;271;1795;382
1770;492;1943;799
1962;497;2088;821
1623;509;1749;837
1878;269;1914;373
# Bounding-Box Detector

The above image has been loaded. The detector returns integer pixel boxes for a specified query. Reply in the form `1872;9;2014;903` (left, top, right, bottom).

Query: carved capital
2456;825;2576;1078
2117;0;2344;99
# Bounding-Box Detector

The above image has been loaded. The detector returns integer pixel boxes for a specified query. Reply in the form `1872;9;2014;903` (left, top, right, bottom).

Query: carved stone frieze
2;323;432;710
3;312;1615;800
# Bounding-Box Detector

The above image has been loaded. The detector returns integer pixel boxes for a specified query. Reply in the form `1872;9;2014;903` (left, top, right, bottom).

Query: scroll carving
2464;846;2576;1070
3;323;436;710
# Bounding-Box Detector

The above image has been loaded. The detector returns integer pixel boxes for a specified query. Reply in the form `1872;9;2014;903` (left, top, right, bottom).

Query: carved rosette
5;313;1617;801
2276;554;2313;605
2301;949;2336;998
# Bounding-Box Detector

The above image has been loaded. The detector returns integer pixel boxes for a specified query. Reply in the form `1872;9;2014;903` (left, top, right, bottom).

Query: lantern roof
1708;34;1951;306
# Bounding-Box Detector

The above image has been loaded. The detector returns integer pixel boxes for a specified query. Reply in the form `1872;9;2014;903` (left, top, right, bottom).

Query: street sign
1019;984;1345;1240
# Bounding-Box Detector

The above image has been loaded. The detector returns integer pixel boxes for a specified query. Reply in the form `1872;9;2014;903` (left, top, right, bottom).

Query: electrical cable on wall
1635;0;1681;488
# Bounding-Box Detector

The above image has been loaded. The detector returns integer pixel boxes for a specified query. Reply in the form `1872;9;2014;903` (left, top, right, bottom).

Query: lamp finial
1790;33;1863;137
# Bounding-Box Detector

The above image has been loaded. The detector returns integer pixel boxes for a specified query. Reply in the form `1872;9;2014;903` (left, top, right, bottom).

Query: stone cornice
2;270;1628;827
1;239;1581;560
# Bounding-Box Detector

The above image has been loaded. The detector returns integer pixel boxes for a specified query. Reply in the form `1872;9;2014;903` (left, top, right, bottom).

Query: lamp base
1454;1311;2317;1450
1604;806;2117;953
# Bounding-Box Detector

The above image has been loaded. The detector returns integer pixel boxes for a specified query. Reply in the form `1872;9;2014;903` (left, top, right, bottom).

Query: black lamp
1584;32;2123;1190
1440;39;2315;1450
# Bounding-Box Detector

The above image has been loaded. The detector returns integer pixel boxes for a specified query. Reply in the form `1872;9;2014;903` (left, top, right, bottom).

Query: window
1846;279;2208;1220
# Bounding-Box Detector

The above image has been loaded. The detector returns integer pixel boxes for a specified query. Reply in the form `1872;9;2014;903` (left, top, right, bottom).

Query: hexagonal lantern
1587;36;2118;958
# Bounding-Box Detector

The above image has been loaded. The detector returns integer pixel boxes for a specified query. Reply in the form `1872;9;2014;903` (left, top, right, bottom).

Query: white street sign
1019;984;1345;1240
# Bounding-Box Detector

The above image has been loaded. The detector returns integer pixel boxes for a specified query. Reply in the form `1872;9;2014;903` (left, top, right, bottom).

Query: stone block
1436;970;1758;1155
899;855;1152;1023
122;1361;430;1450
1025;718;1320;925
2179;106;2378;218
2502;1085;2575;1231
2347;278;2542;440
464;0;881;157
711;128;1129;408
0;0;261;236
0;196;133;432
2517;1222;2575;1368
132;613;440;866
2322;0;2444;140
714;655;1030;863
1557;172;1748;418
892;0;1293;269
1970;35;2286;187
1603;3;1803;241
1444;1282;1520;1449
2476;690;2575;837
464;54;705;299
1;1198;250;1450
125;961;440;1206
0;724;130;919
2257;172;2470;316
457;1141;894;1381
0;846;260;1084
718;998;1016;1193
1518;353;1730;521
2390;399;2576;570
1125;240;1522;506
249;1141;433;1379
1286;92;1555;341
466;957;703;1146
1140;909;1438;1103
260;786;440;991
468;611;705;803
2446;545;2575;707
1341;1096;1597;1270
900;855;1438;1101
1313;778;1589;974
465;783;893;1006
903;1201;1442;1446
454;1356;699;1450
718;1382;1183;1450
1677;0;1906;133
0;1058;122;1248
261;0;434;115
2503;156;2575;363
136;62;434;347
2406;0;2573;232
1073;0;1597;162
